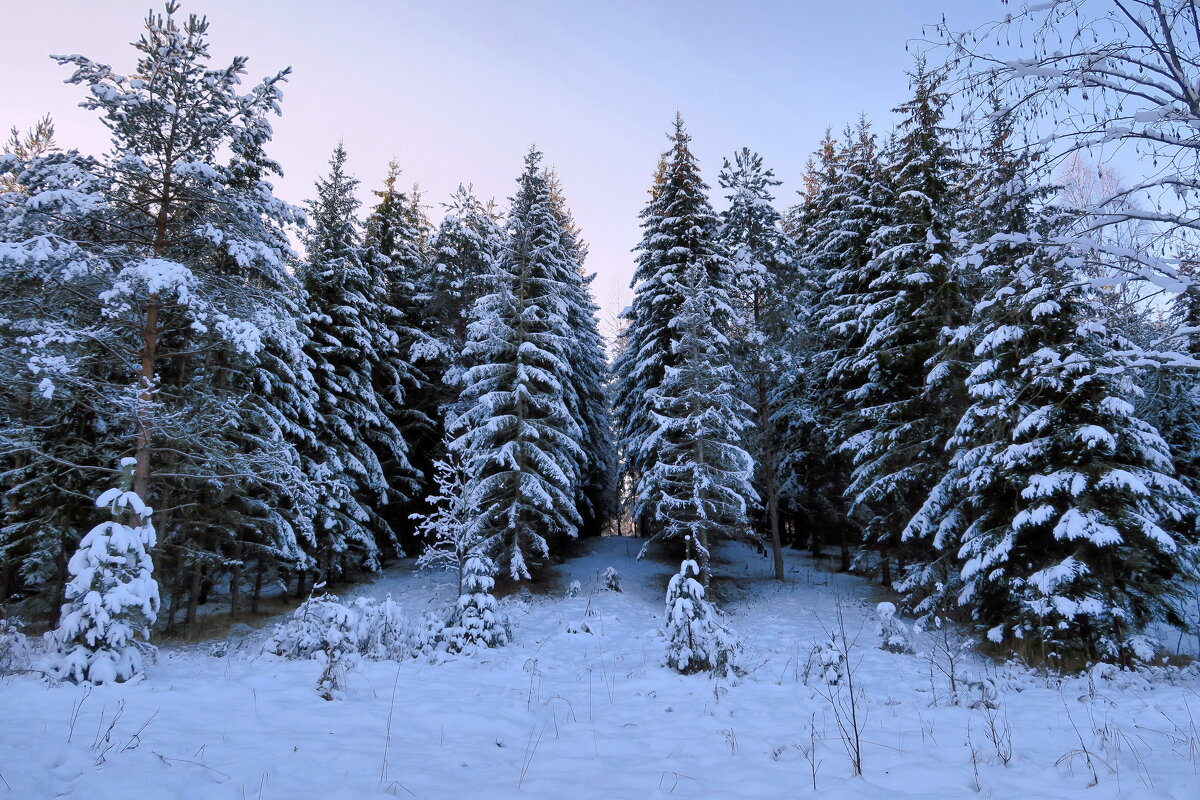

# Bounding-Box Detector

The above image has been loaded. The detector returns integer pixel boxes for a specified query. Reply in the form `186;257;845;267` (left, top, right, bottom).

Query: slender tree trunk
134;134;176;524
229;540;242;621
132;294;160;508
166;571;183;634
252;558;264;615
185;558;202;634
758;367;785;581
749;285;785;581
198;562;213;606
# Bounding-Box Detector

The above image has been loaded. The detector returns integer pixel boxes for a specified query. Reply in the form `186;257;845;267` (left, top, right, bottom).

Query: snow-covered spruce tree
649;261;752;675
363;162;440;540
365;169;438;386
439;553;510;654
614;115;744;542
415;452;479;593
450;148;583;581
424;185;505;383
2;3;314;629
664;559;739;675
773;130;851;564
836;61;972;586
793;120;896;567
896;111;1037;623
301;142;415;577
52;459;160;684
414;445;509;651
544;169;616;539
0;135;121;616
224;297;324;615
719;147;795;579
1141;271;1200;552
411;183;507;504
904;136;1198;664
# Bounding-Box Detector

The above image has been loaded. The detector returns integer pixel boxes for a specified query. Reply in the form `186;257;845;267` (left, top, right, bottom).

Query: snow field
1;537;1198;799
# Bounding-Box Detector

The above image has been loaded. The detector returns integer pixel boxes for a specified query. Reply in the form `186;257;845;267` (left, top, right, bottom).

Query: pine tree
302;142;413;576
614;115;745;542
545;170;616;539
719;147;794;579
644;260;757;577
835;62;970;585
440;553;509;653
647;261;751;674
2;2;313;630
364;164;443;547
904;130;1199;664
51;459;160;684
775;130;850;563
450;149;583;581
425;185;506;377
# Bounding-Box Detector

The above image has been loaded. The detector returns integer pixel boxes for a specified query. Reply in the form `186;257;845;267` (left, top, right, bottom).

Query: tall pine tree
302;143;415;577
906;121;1198;664
614;115;749;544
719;147;794;579
450;149;584;581
835;62;970;585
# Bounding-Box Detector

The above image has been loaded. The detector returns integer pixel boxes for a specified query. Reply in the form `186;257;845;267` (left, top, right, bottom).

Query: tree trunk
229;541;242;621
839;525;851;572
252;558;264;615
185;558;202;634
134;136;177;528
198;561;213;606
132;293;160;511
758;367;785;581
166;572;183;635
810;510;823;558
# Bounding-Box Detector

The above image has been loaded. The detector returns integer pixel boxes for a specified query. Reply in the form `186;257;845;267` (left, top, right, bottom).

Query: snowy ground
2;538;1198;799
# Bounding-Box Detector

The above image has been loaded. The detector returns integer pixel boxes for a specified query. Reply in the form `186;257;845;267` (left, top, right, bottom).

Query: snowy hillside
2;538;1197;800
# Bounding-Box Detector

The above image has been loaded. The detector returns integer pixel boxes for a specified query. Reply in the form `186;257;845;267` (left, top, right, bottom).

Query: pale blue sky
1;1;1004;328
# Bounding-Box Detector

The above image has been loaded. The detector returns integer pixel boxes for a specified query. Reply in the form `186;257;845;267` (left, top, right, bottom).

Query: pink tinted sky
1;0;1002;332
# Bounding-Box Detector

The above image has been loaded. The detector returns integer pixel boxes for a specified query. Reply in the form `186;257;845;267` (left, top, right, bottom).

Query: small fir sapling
565;580;582;599
664;559;740;676
265;594;435;663
601;566;622;592
0;616;30;674
352;595;435;661
876;602;914;654
806;633;848;686
415;455;478;593
313;601;358;701
51;458;160;684
439;554;509;654
265;593;359;699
